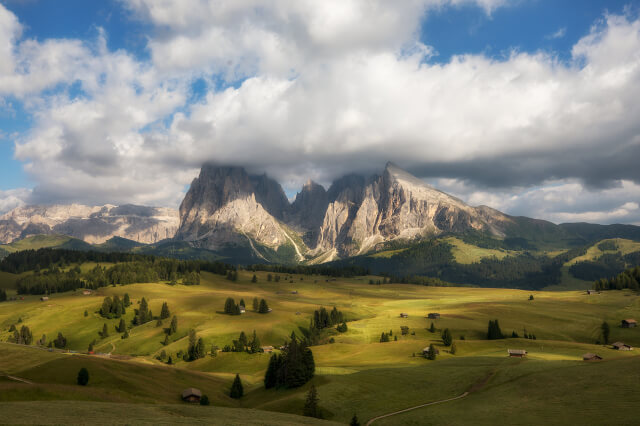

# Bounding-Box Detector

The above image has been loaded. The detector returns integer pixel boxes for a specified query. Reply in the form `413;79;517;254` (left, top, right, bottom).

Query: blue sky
0;0;639;224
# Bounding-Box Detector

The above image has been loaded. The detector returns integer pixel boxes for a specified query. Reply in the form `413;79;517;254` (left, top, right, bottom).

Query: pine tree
441;328;452;346
77;368;89;386
249;330;261;354
200;395;210;406
427;343;437;360
251;274;257;283
160;302;170;319
264;354;280;389
258;299;270;313
429;322;436;333
601;321;610;344
53;332;67;348
122;329;129;339
230;374;244;398
88;341;94;352
224;297;236;314
253;297;259;312
170;316;178;335
123;293;130;307
450;341;457;355
163;334;169;346
267;274;272;282
303;385;321;418
84;310;88;317
350;414;360;426
117;318;126;333
101;323;109;338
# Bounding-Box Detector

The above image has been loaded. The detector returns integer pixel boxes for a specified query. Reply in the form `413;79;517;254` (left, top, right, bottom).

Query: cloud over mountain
0;2;639;224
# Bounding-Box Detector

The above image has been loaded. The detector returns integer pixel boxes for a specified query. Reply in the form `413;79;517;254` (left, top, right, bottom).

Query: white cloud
546;27;566;40
0;188;30;215
0;1;639;228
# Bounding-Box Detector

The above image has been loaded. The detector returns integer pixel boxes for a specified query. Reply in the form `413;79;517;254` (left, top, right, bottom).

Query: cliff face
176;162;512;261
0;204;179;245
176;165;305;260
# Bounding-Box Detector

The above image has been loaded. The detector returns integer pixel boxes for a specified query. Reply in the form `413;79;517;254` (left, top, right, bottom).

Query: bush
200;395;210;406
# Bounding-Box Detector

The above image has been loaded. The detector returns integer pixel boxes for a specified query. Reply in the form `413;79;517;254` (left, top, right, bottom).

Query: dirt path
365;371;496;425
5;375;33;385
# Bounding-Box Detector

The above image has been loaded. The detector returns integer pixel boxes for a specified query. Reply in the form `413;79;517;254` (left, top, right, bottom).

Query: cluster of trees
186;329;206;361
99;294;130;319
487;320;504;340
223;330;262;353
441;328;452;346
8;324;33;345
1;248;233;277
311;306;344;330
593;266;640;291
224;297;244;315
162;316;178;346
571;253;627;281
0;289;7;302
379;330;393;342
133;297;153;325
226;270;239;281
224;297;271;314
249;263;369;278
264;333;315;389
336;322;348;333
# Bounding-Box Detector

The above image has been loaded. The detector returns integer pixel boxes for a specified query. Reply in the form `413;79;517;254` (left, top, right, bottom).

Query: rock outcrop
175;162;512;261
0;204;179;245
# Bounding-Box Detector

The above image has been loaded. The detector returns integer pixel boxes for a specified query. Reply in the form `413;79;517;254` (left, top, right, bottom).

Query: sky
0;0;639;225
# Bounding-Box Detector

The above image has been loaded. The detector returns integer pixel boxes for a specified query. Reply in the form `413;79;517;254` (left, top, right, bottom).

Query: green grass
0;401;340;425
565;238;640;266
1;270;640;424
0;235;89;253
445;237;511;264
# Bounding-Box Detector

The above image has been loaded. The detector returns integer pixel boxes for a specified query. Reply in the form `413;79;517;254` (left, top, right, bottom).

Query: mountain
0;204;179;245
176;165;306;262
174;162;528;261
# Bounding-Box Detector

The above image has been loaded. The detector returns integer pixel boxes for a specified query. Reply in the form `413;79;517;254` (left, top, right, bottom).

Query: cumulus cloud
0;188;31;215
0;2;639;225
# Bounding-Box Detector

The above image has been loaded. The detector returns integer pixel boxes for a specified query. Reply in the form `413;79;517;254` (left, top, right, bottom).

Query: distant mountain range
2;162;640;269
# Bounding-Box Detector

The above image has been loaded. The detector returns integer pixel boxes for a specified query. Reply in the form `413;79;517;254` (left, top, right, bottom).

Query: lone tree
160;302;170;319
77;368;89;386
258;299;270;314
350;414;361;426
303;385;322;418
441;328;452;346
230;374;244;399
429;322;436;333
601;321;610;344
253;297;259;312
117;318;126;333
200;395;210;406
487;319;504;340
251;274;257;283
426;343;437;360
169;316;178;335
100;323;109;338
450;341;457;355
529;294;534;301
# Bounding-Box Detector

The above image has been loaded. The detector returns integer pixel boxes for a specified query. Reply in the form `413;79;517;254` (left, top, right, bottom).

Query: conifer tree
249;330;261;354
77;368;89;386
350;414;360;426
429;322;436;333
117;318;126;333
160;302;170;319
122;329;129;339
163;334;169;346
264;354;280;389
601;321;610;344
427;343;437;360
224;297;236;314
303;385;321;418
123;293;130;307
253;297;259;312
101;323;109;338
258;299;270;313
441;328;452;346
450;341;457;355
251;274;257;283
230;374;244;398
170;315;178;335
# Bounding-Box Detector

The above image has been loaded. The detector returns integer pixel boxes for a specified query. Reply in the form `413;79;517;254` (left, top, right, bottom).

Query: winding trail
5;375;33;385
365;371;496;425
365;392;469;425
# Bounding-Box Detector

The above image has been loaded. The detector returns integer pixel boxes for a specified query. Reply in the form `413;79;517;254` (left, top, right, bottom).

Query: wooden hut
400;313;409;318
427;313;440;319
261;346;274;353
422;346;440;356
40;296;49;301
612;342;633;351
181;388;202;403
508;349;527;358
582;353;602;361
621;319;637;328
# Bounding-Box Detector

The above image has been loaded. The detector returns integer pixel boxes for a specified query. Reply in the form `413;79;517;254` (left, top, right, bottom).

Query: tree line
593;265;640;291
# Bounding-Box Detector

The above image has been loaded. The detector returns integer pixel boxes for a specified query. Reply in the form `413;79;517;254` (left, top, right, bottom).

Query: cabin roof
508;349;527;355
182;388;202;398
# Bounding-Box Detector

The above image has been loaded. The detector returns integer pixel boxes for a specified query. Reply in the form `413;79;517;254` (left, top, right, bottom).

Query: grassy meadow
0;269;639;424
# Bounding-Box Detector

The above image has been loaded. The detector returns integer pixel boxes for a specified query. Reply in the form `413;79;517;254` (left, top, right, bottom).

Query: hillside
1;264;639;424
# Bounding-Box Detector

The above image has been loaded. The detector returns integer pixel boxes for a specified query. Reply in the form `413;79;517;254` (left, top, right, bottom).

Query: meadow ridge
1;268;639;424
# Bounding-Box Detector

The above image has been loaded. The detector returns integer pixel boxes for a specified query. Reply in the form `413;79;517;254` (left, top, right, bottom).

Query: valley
1;266;639;424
